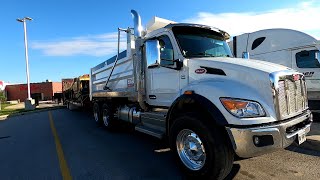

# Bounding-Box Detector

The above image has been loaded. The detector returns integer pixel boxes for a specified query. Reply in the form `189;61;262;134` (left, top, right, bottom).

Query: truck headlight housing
220;98;265;118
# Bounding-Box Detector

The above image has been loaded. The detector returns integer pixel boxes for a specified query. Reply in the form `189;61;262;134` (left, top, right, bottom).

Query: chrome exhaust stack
131;10;142;38
131;10;147;111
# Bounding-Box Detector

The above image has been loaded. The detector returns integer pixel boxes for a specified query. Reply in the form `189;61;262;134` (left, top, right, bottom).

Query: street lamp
17;17;33;101
17;17;35;110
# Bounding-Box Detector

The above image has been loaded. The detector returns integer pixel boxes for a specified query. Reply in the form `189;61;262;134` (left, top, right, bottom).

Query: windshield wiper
187;52;216;57
214;54;231;57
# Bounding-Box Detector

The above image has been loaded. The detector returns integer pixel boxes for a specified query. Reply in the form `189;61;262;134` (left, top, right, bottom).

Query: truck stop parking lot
0;109;319;180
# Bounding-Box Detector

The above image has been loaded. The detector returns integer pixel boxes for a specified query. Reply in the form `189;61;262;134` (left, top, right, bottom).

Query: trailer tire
102;103;116;129
68;102;76;111
169;113;234;180
93;102;102;125
68;102;73;110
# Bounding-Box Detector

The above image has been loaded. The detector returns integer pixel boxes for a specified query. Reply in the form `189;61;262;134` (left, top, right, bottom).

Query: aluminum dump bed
90;50;136;100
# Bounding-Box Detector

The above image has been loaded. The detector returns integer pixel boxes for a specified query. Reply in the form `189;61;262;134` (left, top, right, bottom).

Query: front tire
170;113;234;180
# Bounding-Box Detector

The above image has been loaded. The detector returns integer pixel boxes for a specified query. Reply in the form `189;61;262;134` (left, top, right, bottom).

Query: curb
0;115;8;121
0;106;65;120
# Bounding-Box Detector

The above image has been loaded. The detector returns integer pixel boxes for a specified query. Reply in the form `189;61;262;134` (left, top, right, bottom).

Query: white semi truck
229;29;320;110
90;11;312;179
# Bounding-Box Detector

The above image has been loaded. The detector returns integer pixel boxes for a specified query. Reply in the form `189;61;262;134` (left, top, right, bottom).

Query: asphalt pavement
0;109;319;180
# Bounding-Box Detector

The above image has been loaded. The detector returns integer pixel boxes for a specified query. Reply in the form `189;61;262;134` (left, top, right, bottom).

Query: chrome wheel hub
103;109;109;127
93;109;99;122
176;129;206;171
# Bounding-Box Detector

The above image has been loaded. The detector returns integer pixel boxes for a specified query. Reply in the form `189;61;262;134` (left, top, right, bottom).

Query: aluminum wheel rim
102;109;109;127
176;129;206;171
93;108;99;122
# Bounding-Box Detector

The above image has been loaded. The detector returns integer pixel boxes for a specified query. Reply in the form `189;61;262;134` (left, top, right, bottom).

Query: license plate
297;130;307;145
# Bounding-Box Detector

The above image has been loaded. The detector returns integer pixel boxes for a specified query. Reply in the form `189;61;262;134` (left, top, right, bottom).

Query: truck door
292;48;320;100
145;34;180;107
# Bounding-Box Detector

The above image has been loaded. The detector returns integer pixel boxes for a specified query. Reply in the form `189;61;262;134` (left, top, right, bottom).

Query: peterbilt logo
195;68;207;74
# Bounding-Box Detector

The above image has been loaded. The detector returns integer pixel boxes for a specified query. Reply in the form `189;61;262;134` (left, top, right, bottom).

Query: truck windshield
172;26;232;58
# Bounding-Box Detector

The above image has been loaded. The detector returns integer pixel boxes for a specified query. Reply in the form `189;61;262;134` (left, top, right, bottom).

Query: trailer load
62;74;90;109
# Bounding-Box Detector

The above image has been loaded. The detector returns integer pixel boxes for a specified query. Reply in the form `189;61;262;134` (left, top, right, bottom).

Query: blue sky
1;0;319;83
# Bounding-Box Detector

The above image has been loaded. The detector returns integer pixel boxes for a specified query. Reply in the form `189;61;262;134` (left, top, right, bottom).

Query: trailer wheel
68;102;74;111
93;102;102;124
169;113;234;180
102;103;116;129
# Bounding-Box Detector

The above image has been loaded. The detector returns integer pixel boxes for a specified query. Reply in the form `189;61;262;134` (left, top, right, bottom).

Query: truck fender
166;93;228;135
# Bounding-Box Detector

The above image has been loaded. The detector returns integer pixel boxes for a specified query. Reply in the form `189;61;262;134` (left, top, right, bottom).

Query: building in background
5;81;62;101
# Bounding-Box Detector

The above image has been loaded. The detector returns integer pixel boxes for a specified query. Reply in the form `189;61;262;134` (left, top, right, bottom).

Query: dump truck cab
89;11;312;179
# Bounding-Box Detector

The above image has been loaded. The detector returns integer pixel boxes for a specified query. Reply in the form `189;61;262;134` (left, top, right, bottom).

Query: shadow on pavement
286;140;320;157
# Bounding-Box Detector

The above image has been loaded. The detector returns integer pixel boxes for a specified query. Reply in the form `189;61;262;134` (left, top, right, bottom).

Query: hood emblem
195;68;207;74
293;74;300;81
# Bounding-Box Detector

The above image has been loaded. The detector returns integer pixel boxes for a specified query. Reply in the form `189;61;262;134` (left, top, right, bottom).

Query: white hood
191;57;292;74
187;57;297;114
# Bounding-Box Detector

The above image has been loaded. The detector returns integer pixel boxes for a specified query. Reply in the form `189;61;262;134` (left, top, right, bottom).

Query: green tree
0;90;6;110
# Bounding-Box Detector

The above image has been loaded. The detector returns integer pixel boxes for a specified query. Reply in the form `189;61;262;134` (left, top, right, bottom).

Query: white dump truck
90;11;312;179
229;29;320;110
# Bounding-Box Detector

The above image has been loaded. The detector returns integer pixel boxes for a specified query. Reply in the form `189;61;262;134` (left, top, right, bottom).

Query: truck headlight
220;98;265;118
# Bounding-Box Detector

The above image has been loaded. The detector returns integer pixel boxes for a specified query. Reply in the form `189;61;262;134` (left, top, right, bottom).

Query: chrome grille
295;80;303;111
278;81;287;115
276;74;307;120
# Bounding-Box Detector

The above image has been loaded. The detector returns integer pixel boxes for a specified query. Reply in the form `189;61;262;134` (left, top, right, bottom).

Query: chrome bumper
226;110;312;158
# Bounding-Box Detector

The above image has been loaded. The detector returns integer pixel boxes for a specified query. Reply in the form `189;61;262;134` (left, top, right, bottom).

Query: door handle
149;95;157;99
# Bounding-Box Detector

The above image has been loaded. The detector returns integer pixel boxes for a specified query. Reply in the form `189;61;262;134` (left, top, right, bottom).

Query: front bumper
226;110;312;158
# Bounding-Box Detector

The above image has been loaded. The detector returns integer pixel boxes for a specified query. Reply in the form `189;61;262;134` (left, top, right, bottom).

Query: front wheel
170;114;234;180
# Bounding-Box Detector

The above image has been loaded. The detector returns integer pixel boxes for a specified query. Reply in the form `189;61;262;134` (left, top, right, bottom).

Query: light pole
17;17;33;101
17;17;35;110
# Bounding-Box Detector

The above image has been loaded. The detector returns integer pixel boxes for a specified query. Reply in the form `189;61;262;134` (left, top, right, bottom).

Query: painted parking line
49;111;72;180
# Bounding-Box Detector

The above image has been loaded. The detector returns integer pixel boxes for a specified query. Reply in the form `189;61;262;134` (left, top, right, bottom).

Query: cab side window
296;50;320;68
158;35;174;66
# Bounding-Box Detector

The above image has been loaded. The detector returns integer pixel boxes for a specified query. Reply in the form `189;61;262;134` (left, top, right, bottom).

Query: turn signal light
184;90;194;95
220;99;248;110
220;98;265;118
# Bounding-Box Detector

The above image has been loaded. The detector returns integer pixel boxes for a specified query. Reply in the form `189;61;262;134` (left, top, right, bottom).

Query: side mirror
174;59;183;70
242;52;250;59
145;40;160;68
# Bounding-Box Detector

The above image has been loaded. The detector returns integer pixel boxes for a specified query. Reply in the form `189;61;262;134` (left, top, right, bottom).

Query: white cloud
32;1;320;57
31;32;126;57
185;1;320;39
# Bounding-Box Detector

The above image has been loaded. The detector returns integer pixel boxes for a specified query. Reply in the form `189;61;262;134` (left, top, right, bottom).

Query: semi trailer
229;29;320;110
89;11;312;179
